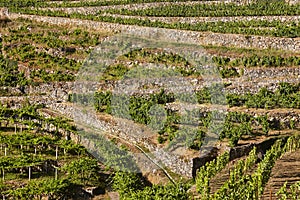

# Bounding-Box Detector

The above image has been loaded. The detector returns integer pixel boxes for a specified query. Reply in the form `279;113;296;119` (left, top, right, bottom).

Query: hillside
0;0;299;199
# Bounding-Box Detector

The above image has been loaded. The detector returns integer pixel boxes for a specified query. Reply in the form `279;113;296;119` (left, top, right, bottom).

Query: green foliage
220;67;240;78
1;0;217;8
58;139;86;155
113;171;189;200
227;83;300;109
94;91;112;113
0;0;43;8
5;43;79;78
0;103;77;135
62;157;100;184
283;134;300;153
196;87;211;104
213;147;257;198
79;130;139;172
168;127;206;150
54;0;216;8
224;122;252;145
212;134;300;199
12;9;300;38
94;89;174;126
219;111;274;146
196;83;226;105
277;181;300;200
0;103;104;198
195;152;230;199
228;55;300;68
112;171;144;197
5;24;100;50
157;135;166;144
125;183;190;200
121;48;193;76
0;154;44;170
30;69;75;82
93;84;296;148
0;56;27;87
1;22;105;84
101;64;129;81
5;178;74;199
107;1;299;17
93;89;208;147
96;49;290;80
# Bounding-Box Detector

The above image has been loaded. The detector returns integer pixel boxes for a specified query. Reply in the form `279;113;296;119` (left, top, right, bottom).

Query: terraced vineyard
0;0;299;199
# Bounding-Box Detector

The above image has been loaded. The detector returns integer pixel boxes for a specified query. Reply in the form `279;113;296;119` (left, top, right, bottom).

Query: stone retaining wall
50;102;194;177
0;7;8;17
243;67;300;79
102;13;300;24
287;0;299;5
47;100;300;177
9;14;300;52
226;77;300;94
43;0;237;14
167;102;300;129
1;61;299;108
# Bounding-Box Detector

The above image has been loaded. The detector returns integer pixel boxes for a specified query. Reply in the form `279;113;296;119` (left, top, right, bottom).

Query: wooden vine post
55;167;58;180
2;168;4;181
28;166;31;181
256;178;259;200
55;146;58;160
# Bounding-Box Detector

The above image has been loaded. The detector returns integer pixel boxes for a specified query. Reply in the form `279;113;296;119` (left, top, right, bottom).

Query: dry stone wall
43;0;239;14
50;102;195;177
0;7;8;17
9;14;300;52
167;102;300;129
102;14;300;24
226;79;297;95
286;0;299;5
242;67;300;79
50;102;297;178
3;10;300;178
0;58;298;105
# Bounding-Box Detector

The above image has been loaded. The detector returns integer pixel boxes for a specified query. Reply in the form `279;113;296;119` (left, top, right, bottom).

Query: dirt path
262;149;300;200
209;158;244;194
